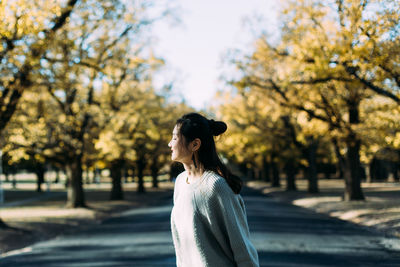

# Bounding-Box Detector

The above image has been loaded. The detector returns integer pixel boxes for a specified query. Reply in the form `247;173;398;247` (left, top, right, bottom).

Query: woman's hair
176;112;242;194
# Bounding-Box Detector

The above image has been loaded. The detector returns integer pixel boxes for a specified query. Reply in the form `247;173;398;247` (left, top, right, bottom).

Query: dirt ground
0;182;174;255
247;179;400;238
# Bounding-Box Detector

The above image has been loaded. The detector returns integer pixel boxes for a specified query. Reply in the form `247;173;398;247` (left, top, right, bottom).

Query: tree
358;96;400;181
1;0;169;207
147;102;186;189
35;0;165;207
95;59;165;198
0;0;78;131
3;88;54;192
334;0;400;104
216;89;305;190
229;0;399;200
0;0;79;227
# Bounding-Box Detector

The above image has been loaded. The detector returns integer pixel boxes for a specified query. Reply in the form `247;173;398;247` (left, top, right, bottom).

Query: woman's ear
192;138;201;152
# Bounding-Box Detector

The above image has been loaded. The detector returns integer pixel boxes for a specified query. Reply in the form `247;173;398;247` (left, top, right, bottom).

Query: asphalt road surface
1;187;400;267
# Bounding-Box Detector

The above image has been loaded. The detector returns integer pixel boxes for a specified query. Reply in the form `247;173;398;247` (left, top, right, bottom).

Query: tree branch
0;0;78;133
345;66;400;104
291;77;353;84
46;0;78;34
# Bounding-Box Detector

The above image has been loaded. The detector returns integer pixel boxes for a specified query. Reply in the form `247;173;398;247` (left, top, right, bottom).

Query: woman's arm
197;177;260;267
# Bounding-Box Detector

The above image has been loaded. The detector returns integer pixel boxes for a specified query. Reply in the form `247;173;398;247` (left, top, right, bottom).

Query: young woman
169;113;259;267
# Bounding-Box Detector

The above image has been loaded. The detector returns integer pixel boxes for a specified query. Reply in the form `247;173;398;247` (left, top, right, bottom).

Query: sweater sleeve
196;178;259;267
171;171;186;267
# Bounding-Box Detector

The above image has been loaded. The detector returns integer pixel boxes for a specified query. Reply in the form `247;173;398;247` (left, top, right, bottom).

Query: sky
152;0;279;110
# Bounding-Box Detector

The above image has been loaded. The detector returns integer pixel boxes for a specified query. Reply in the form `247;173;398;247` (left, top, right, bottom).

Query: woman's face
168;125;191;164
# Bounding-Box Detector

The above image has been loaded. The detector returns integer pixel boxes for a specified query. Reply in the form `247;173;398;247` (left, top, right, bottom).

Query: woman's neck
183;162;204;182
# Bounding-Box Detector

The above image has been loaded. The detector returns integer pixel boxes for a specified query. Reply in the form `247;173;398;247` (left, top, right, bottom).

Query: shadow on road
1;186;400;267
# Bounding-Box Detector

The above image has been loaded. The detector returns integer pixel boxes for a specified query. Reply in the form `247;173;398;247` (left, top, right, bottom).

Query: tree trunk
271;158;280;187
262;155;270;182
150;156;159;188
35;163;45;193
151;167;158;188
137;157;146;193
64;167;69;188
66;156;86;207
285;160;297;191
85;168;90;184
365;164;372;183
332;138;345;179
246;168;255;180
343;101;365;201
391;161;399;182
130;167;136;183
122;167;128;183
306;137;319;193
110;160;124;200
323;163;333;179
344;137;364;200
54;168;60;183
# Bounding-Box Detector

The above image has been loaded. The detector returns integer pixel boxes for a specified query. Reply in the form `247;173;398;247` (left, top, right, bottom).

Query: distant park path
1;187;400;267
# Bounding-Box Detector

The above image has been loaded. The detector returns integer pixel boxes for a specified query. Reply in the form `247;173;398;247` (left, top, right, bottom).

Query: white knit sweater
170;170;259;267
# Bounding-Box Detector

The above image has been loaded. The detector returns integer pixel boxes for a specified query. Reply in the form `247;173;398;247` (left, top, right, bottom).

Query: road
1;187;399;267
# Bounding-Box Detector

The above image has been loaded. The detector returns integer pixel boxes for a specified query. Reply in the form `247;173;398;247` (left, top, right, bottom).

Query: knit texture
171;170;259;267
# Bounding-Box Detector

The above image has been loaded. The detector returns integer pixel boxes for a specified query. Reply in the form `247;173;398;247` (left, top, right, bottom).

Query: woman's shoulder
175;171;187;184
201;170;233;196
194;170;239;212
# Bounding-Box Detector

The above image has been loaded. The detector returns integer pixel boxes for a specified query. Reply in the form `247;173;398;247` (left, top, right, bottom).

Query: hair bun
209;119;227;136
